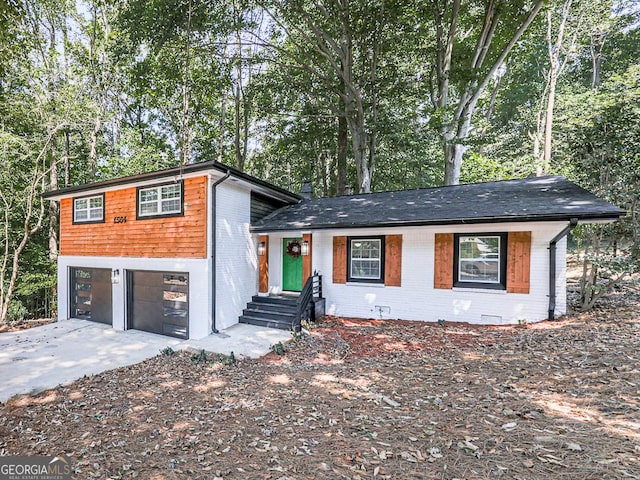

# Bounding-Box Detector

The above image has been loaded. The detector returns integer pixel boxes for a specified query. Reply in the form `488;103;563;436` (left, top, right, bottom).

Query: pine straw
1;290;639;479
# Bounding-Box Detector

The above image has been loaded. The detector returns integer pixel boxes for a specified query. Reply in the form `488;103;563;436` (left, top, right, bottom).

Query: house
43;162;624;339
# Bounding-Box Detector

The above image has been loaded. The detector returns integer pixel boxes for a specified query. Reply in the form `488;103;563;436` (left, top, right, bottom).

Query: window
137;182;183;218
454;233;507;290
73;194;104;223
348;236;384;283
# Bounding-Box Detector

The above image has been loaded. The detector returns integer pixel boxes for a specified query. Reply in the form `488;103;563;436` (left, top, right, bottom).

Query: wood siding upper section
507;231;532;294
434;233;454;289
60;176;208;258
384;234;402;287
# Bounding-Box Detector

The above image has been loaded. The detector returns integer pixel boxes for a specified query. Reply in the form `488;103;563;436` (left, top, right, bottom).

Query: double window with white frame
137;182;183;218
348;236;385;283
73;195;104;223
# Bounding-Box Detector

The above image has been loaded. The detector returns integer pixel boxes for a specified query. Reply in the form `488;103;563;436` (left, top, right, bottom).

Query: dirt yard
1;287;639;480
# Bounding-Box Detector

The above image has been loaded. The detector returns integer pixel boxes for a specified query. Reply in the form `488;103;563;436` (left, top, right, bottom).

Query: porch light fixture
301;240;309;256
111;269;120;284
258;241;266;256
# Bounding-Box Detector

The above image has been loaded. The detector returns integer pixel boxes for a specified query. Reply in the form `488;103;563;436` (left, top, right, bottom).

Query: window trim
453;232;507;290
136;180;184;220
72;193;105;225
347;236;385;284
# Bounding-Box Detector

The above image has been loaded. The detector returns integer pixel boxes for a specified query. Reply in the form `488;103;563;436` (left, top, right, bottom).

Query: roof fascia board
44;170;208;201
251;213;624;233
43;161;301;203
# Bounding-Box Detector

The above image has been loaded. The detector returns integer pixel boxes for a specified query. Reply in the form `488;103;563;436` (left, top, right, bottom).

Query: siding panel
507;231;532;294
60;176;208;258
259;235;269;293
332;236;347;284
302;233;313;284
384;234;402;287
434;233;454;289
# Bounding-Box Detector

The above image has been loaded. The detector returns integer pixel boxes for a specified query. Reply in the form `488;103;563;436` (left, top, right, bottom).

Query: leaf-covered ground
1;288;639;480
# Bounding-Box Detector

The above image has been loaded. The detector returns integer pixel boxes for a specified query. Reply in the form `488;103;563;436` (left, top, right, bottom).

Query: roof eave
42;161;301;203
250;212;625;233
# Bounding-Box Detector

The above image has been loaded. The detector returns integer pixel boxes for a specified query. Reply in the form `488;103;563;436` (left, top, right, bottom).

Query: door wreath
286;240;302;257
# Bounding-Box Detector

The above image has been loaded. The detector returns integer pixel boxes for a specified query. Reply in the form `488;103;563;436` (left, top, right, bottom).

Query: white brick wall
268;221;570;325
215;181;258;330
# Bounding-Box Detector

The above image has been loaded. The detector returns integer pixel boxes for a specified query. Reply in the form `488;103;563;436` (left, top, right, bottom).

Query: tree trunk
0;131;56;324
48;141;58;261
340;0;371;193
431;0;544;185
590;31;604;89
443;142;466;186
88;115;101;178
234;79;242;169
542;64;558;174
542;0;574;174
181;0;193;165
336;114;348;195
63;130;70;186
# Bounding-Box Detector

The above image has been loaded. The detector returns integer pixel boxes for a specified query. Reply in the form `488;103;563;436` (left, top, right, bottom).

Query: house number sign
113;216;127;224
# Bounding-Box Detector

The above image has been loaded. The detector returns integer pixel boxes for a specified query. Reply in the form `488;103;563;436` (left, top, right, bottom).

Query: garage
128;271;189;339
70;267;113;325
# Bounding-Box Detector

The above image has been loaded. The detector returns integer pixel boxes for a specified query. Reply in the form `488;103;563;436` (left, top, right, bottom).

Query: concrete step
245;301;297;314
242;308;296;322
251;295;298;306
239;315;295;331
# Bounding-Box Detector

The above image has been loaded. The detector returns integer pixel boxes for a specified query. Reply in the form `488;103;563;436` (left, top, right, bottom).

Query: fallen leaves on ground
0;318;56;333
1;287;639;479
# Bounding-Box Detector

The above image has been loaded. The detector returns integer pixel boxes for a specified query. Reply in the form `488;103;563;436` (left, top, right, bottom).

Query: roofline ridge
302;175;568;202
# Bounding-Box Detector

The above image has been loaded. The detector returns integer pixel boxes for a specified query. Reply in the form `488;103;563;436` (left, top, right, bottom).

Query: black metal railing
294;272;322;331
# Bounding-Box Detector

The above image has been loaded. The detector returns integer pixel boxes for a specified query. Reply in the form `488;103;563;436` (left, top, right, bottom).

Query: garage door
128;271;189;339
70;267;112;325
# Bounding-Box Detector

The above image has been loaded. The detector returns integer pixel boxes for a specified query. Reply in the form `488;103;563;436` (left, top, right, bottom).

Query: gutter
210;170;231;334
548;218;578;320
250;214;622;233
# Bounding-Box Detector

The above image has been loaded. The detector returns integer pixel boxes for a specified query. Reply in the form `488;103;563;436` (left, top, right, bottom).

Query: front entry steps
239;295;299;331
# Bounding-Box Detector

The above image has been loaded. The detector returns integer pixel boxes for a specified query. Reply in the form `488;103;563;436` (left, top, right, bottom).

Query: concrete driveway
0;319;291;403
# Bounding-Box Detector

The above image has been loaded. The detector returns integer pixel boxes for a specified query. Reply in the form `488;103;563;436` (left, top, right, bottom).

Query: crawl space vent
481;314;502;324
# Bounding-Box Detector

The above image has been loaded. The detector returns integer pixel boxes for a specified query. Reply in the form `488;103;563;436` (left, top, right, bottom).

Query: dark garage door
128;271;189;339
71;267;113;325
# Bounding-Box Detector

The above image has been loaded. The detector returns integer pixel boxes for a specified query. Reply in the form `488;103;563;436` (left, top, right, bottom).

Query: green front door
282;238;303;291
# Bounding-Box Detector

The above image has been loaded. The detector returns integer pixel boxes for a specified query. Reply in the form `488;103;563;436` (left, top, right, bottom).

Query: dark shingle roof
251;176;625;232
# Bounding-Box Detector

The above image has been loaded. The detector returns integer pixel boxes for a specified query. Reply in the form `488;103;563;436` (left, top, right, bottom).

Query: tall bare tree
429;0;544;185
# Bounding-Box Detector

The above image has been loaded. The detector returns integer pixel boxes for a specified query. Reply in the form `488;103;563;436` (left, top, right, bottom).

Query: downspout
548;218;578;320
210;170;231;333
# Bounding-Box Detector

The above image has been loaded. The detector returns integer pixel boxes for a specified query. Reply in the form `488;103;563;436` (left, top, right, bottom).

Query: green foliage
213;351;237;366
271;342;286;356
190;349;208;364
7;300;28;322
0;0;638;319
160;346;176;356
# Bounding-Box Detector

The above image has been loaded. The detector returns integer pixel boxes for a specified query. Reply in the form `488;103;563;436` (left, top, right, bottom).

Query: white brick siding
268;221;569;325
214;181;258;330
